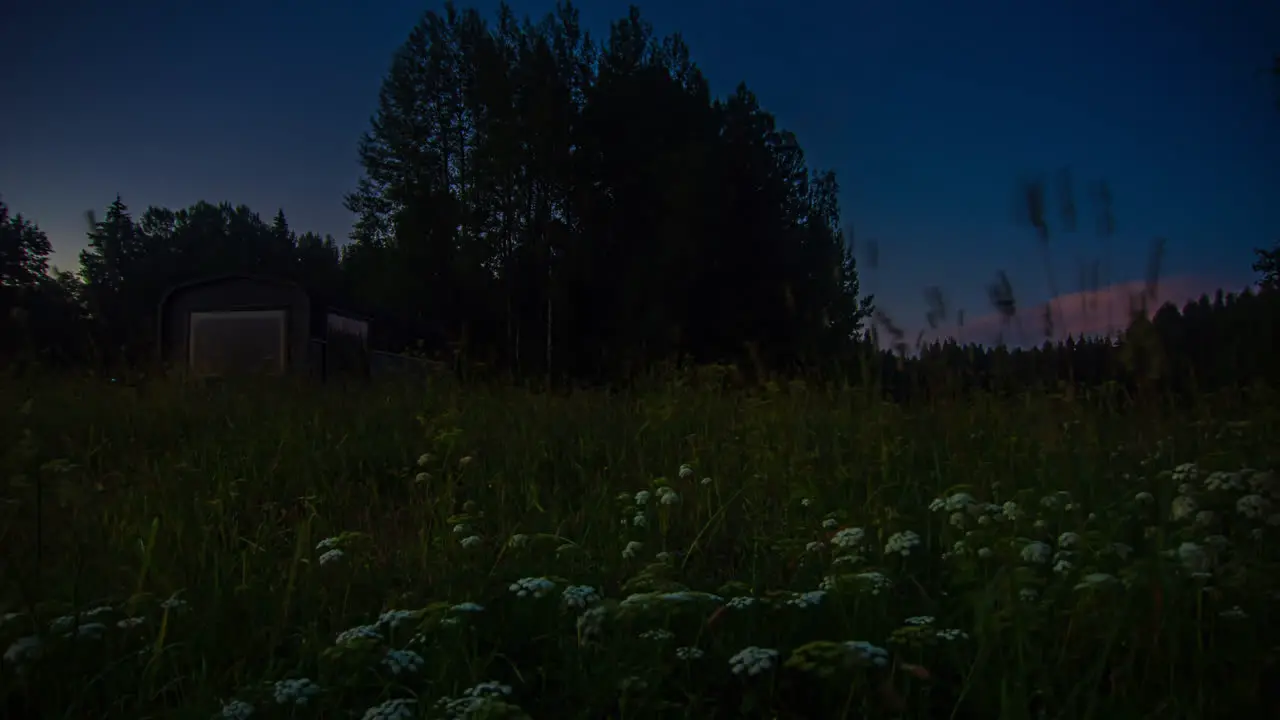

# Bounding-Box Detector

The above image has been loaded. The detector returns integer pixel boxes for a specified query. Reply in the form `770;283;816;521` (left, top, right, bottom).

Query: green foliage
2;374;1279;718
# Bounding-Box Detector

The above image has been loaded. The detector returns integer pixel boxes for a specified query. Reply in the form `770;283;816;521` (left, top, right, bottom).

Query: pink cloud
913;275;1239;349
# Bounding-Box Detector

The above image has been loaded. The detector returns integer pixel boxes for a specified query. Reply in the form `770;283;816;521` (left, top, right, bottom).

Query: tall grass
2;372;1278;718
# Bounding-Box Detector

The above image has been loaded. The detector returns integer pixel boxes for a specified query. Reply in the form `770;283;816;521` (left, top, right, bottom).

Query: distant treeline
1;2;1277;401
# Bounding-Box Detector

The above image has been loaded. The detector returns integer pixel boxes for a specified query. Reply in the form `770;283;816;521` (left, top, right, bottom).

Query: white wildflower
640;628;675;641
1237;494;1270;520
1178;541;1211;574
632;513;647;528
1057;532;1081;549
378;609;415;629
830;527;866;549
316;536;341;551
885;530;922;557
1135;491;1154;505
657;487;681;506
805;541;823;553
1075;572;1118;590
1001;501;1022;520
1219;606;1247;620
1018;588;1039;602
450;602;484;614
507;533;529;548
1020;541;1051;564
1194;510;1216;527
336;624;381;645
855;571;893;595
725;596;756;609
678;464;694;479
845;640;889;667
977;547;993;558
117;616;144;629
272;678;320;706
3;636;41;666
786;590;826;609
622;541;643;559
509;577;556;599
821;517;839;530
729;646;778;676
800;498;812;507
1205;471;1246;492
318;549;344;566
453;523;470;534
459;535;483;549
382;649;424;675
936;628;968;641
362;698;416;720
676;646;704;660
1171;495;1197;521
220;699;255;720
634;490;651;506
562;585;600;609
1053;558;1073;574
929;493;975;512
904;615;934;626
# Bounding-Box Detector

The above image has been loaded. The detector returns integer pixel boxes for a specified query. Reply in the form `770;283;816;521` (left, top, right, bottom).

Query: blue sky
3;0;1277;344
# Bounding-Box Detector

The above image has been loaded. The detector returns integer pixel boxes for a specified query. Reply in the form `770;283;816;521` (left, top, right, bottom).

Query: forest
1;2;1274;395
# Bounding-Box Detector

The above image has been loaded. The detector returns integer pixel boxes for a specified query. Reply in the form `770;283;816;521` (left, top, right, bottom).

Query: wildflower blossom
1019;588;1039;602
220;699;255;720
904;615;934;626
1194;510;1216;527
450;602;484;614
272;678;320;706
622;541;643;559
640;629;675;641
453;523;470;534
676;646;704;660
855;571;893;595
1135;491;1155;504
1020;541;1051;564
657;487;680;505
831;527;866;549
1057;532;1081;549
3;636;41;666
936;628;968;641
729;646;779;676
822;518;839;530
844;640;889;667
1220;606;1247;619
787;590;826;608
678;464;693;479
382;649;424;675
562;585;600;609
507;533;529;548
1205;471;1246;492
1177;542;1211;574
362;698;416;720
117;616;144;629
459;535;482;549
1075;572;1118;590
725;596;756;609
634;490;651;506
929;493;975;512
510;577;556;598
336;625;381;646
316;536;341;551
885;530;922;556
701;476;713;486
1001;501;1022;520
160;593;188;611
577;606;607;640
318;549;344;566
1171;495;1197;521
632;513;648;528
805;541;823;553
800;498;812;507
378;609;415;629
1237;494;1270;519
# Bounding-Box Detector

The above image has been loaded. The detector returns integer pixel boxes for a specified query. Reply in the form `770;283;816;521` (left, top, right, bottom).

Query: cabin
157;274;377;380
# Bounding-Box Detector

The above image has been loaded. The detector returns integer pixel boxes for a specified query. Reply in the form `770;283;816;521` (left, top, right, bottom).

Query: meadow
1;371;1278;719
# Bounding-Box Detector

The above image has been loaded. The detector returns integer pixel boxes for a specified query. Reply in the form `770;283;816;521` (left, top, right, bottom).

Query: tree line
1;2;1277;400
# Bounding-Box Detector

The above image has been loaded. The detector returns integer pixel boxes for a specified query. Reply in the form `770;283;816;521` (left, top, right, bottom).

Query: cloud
910;275;1244;349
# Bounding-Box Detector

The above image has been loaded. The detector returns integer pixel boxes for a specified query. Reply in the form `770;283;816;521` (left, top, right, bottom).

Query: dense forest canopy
0;4;1277;396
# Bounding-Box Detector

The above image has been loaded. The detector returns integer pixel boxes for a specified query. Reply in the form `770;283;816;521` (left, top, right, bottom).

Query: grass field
2;372;1278;719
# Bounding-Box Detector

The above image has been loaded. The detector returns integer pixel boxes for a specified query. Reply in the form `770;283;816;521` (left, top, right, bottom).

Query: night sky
4;0;1278;346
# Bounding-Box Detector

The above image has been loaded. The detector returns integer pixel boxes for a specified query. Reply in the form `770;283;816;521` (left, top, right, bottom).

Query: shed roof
158;274;305;309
